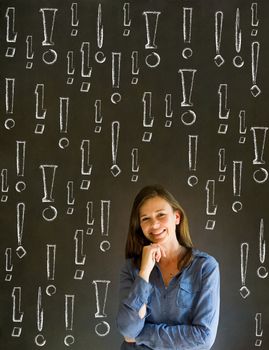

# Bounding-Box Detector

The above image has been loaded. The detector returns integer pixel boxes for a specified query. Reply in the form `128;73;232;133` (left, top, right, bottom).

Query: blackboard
0;0;268;349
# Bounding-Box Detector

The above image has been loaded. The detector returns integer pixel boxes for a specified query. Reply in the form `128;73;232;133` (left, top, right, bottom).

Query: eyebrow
140;208;166;218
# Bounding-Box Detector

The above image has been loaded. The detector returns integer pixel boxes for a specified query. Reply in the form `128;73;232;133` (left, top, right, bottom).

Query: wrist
139;269;150;282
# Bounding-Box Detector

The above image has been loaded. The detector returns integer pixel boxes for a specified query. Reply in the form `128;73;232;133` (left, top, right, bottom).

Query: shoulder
191;249;219;272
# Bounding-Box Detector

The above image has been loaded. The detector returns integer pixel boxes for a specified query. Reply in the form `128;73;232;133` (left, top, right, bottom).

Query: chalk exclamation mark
251;127;268;184
11;287;24;337
94;100;103;133
131;148;139;182
218;84;230;134
111;121;121;177
34;84;47;134
238;110;247;144
255;313;263;346
46;244;56;296
39;8;58;65
142;92;154;142
26;35;34;69
40;165;58;222
111;52;122;104
182;7;193;59
74;229;86;280
1;169;9;202
123;3;131;36
257;218;268;279
16;203;26;258
66;51;75;85
86;201;95;235
188;135;198;187
143;11;161;68
95;4;106;64
251;3;259;37
5;248;13;281
35;287;46;347
232;161;243;213
16;141;26;193
251;41;261;97
92;280;111;337
100;200;111;252
5;77;15;130
64;295;75;346
233;8;244;68
164;94;173;127
67;181;75;214
80;140;92;190
71;3;79;36
205;180;217;230
80;42;92;92
131;51;139;85
214;11;225;66
5;7;17;58
59;97;70;149
239;242;250;298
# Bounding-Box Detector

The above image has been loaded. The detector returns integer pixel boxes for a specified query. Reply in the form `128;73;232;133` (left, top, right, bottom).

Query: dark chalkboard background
1;0;269;349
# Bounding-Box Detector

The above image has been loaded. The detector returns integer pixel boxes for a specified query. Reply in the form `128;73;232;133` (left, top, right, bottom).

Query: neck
160;240;184;263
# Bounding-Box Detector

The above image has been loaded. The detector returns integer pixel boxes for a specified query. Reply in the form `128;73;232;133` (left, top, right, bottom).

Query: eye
141;217;149;222
158;212;166;218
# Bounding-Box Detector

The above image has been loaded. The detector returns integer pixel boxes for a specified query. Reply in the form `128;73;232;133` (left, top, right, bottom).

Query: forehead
139;196;172;215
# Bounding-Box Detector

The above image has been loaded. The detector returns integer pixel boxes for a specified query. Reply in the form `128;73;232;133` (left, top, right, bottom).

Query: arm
135;257;220;350
116;260;153;339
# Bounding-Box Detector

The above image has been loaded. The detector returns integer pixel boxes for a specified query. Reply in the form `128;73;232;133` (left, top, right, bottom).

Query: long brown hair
125;185;193;268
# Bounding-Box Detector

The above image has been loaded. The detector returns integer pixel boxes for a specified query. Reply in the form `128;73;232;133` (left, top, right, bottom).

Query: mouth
151;229;166;238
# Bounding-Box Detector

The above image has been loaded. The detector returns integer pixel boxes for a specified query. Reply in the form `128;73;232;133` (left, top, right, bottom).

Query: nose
151;218;160;229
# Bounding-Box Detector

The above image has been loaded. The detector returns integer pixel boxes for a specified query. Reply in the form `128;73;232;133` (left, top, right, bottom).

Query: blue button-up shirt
117;249;220;350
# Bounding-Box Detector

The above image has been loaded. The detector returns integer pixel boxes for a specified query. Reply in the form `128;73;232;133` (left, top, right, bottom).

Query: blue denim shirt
117;249;220;350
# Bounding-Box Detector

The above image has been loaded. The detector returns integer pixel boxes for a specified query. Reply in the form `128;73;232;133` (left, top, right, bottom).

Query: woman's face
139;196;180;244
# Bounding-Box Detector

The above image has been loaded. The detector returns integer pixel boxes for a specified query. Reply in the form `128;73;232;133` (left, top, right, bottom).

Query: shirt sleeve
116;260;154;339
135;257;220;350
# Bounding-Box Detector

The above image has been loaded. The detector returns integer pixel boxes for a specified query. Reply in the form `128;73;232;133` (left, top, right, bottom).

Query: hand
139;243;166;282
124;336;136;343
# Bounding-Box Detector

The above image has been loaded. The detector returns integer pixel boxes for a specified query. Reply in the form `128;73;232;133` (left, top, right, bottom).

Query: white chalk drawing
74;230;86;279
86;201;95;235
232;161;243;213
257;218;268;279
240;242;250;299
179;69;197;107
218;84;230;119
143;11;161;68
35;287;46;346
59;97;70;149
80;42;92;92
164;94;173;127
131;51;139;84
66;51;75;84
12;287;24;322
67;181;75;214
251;41;261;97
71;3;79;36
181;110;196;126
16;202;26;258
251;127;268;184
100;200;111;252
123;3;131;36
251;3;259;36
46;244;56;296
5;77;15;130
1;169;9;202
94;100;103;133
218;148;227;182
142;92;154;142
39;8;58;64
214;11;224;66
95;321;110;337
205;180;217;230
80;140;92;190
34;84;46;134
111;121;121;177
131;148;139;182
5;248;13;281
92;280;110;318
182;8;193;59
251;127;268;165
16;141;26;192
40;165;58;221
12;287;24;338
111;52;122;103
40;165;58;203
26;35;34;69
64;294;75;346
95;4;106;64
188;135;198;187
5;7;17;57
238;110;247;144
233;8;244;68
255;313;263;346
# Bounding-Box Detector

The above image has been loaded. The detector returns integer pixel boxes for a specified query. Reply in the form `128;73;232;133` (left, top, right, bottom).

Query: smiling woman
116;185;220;350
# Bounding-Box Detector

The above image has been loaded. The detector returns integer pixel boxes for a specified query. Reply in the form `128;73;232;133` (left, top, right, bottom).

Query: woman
117;185;220;349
